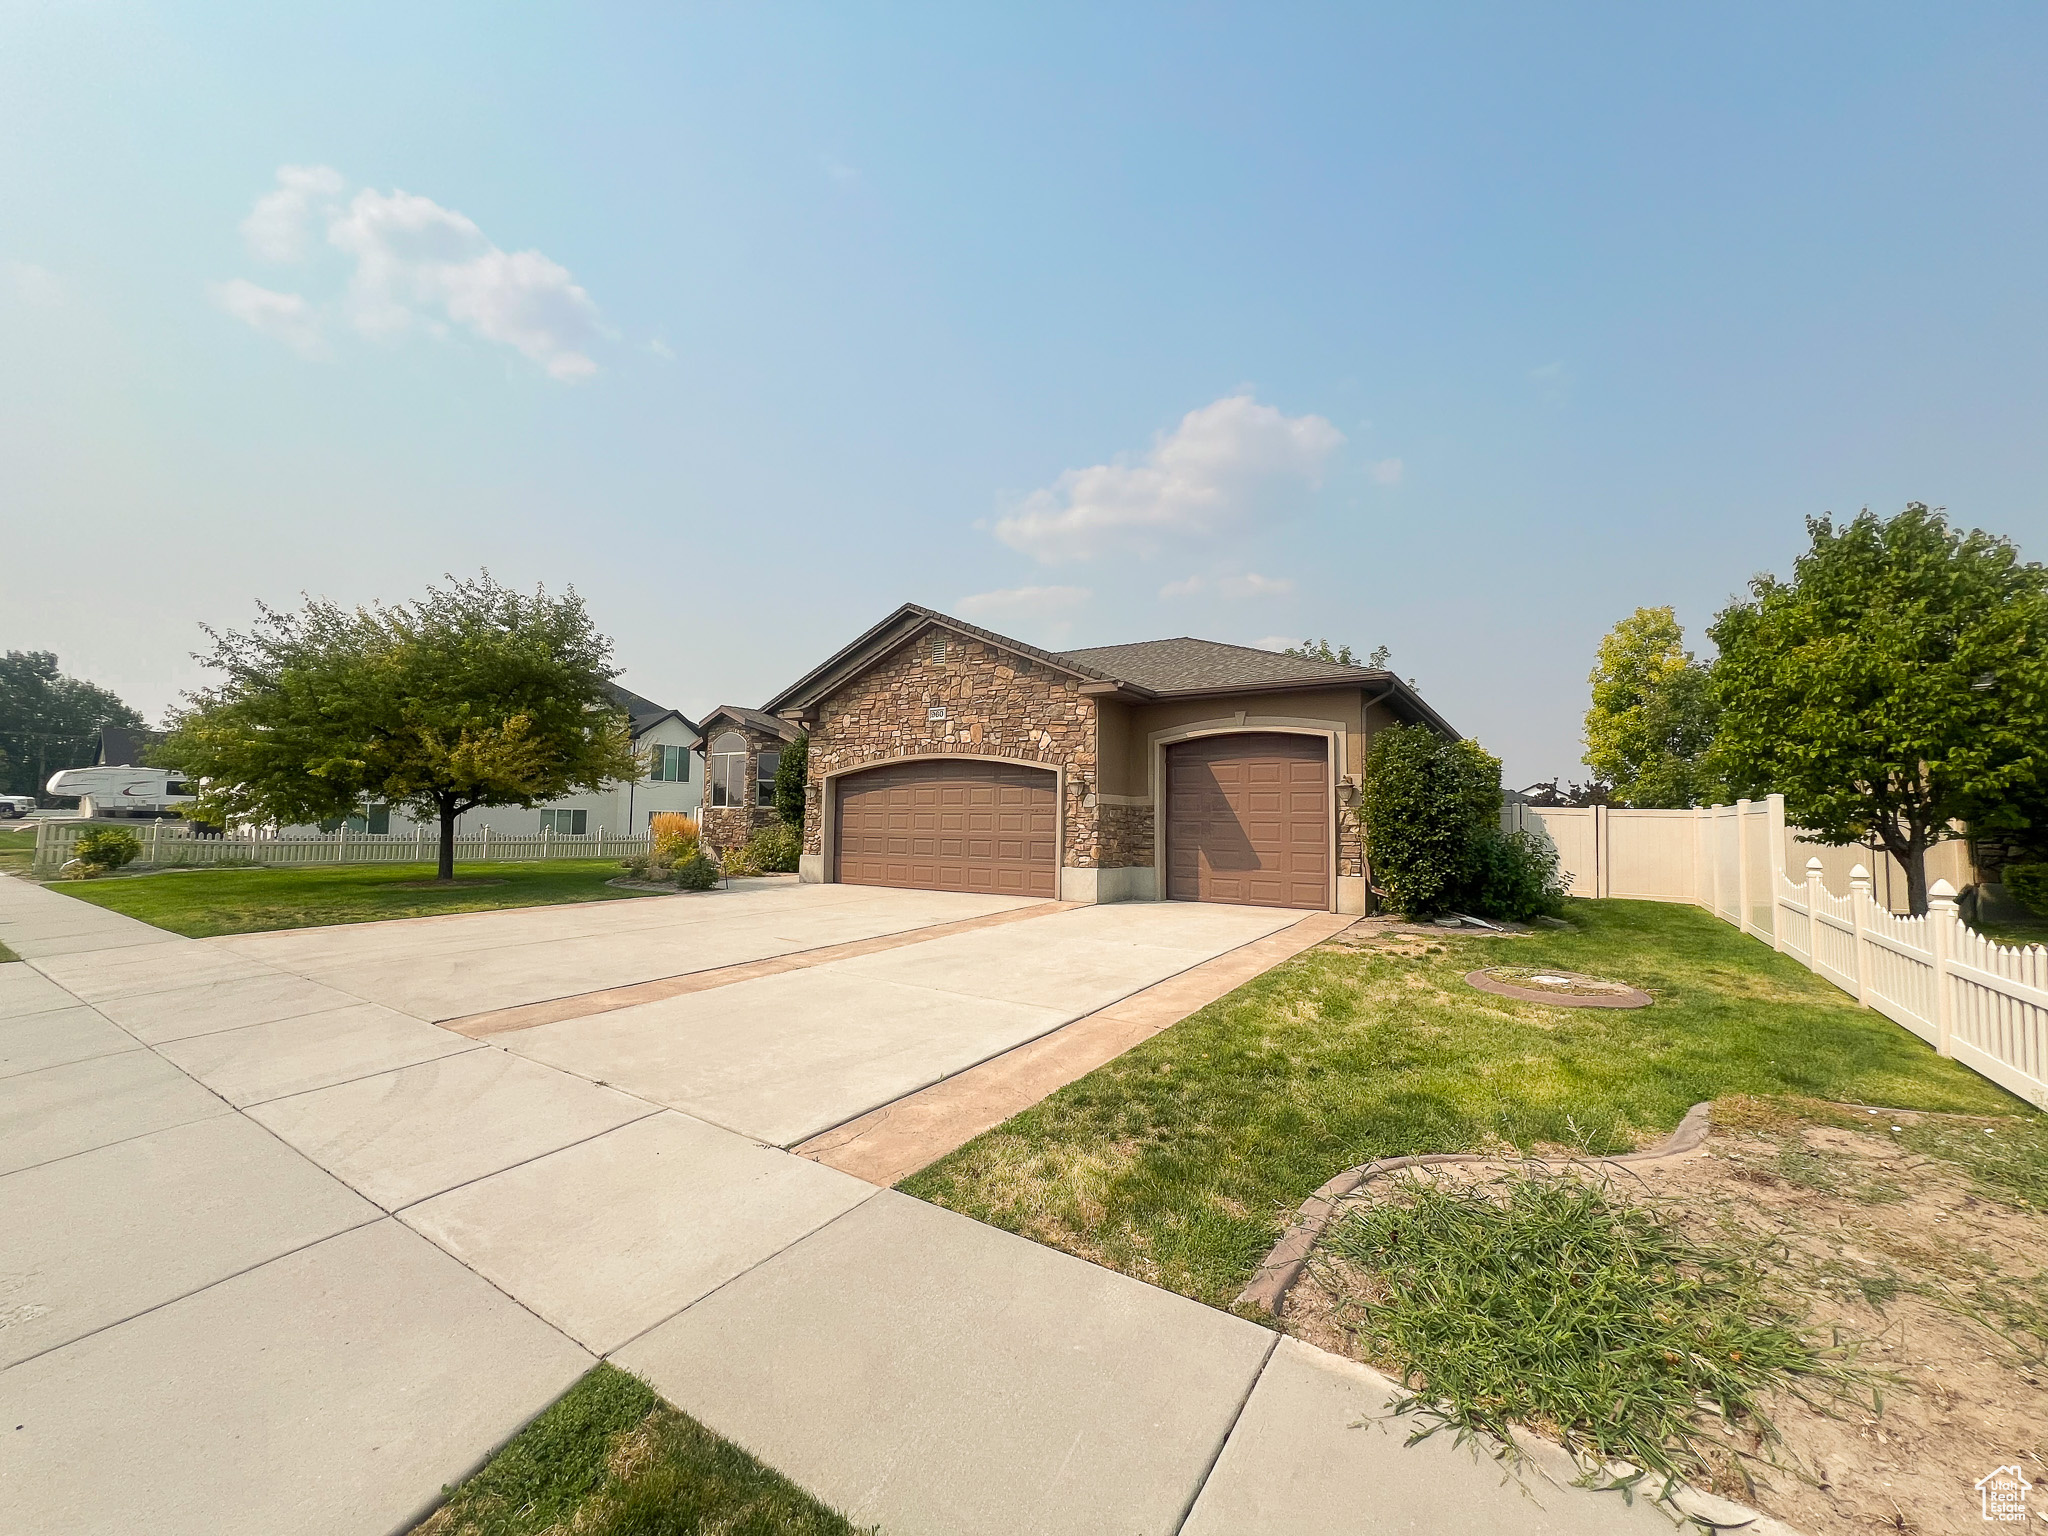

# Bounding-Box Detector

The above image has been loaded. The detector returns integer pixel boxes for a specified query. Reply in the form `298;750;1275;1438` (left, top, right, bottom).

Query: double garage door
835;759;1058;898
831;735;1331;910
1165;733;1330;910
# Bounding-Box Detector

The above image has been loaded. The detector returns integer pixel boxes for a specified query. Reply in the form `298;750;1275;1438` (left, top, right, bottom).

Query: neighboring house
757;603;1457;912
693;704;803;853
281;684;701;838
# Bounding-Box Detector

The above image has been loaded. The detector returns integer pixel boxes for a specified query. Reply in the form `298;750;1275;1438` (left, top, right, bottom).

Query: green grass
901;899;2036;1309
47;859;662;937
0;827;35;877
1320;1170;1870;1495
416;1365;866;1536
1975;910;2048;951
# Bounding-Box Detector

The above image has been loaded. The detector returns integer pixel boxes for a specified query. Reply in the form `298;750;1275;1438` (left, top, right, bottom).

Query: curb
1235;1101;1715;1314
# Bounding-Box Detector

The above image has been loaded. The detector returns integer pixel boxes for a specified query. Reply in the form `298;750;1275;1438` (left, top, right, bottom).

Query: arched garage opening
834;758;1057;898
1164;732;1331;909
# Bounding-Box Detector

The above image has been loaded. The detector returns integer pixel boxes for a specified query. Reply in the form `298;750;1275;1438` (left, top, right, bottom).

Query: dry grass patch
1287;1099;2048;1536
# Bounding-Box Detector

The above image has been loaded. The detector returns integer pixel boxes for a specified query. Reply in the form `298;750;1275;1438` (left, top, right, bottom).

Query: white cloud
1158;571;1296;600
329;188;601;380
4;261;65;306
240;164;347;262
644;337;676;361
994;395;1342;564
216;166;604;380
955;584;1092;619
1371;457;1404;485
1254;635;1301;653
209;279;324;356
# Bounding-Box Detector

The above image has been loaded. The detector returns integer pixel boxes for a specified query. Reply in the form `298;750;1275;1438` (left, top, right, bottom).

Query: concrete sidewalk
0;876;1709;1536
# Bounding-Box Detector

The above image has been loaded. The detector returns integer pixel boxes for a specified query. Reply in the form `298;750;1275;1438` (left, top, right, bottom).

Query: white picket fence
32;820;650;876
1509;794;2048;1110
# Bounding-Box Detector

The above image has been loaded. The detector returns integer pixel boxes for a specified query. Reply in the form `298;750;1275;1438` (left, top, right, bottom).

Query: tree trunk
1901;839;1929;917
438;803;457;882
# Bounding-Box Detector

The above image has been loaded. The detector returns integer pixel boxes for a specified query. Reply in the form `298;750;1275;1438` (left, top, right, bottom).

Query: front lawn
900;899;2035;1310
49;859;662;938
415;1364;867;1536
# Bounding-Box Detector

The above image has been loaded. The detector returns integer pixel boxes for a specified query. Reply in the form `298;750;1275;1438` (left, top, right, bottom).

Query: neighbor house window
757;747;781;807
709;732;747;808
541;809;588;835
647;744;689;782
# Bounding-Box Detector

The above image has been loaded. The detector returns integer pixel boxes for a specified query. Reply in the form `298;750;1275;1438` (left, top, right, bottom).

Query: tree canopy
0;651;146;800
1285;638;1392;668
1582;607;1720;808
1708;504;2048;913
159;574;639;879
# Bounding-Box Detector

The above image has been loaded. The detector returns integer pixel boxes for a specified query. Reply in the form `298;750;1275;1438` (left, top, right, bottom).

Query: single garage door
1166;733;1330;909
835;758;1058;897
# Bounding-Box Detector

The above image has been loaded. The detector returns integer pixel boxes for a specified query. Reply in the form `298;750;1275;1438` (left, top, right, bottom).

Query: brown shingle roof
1056;637;1383;694
762;602;1456;739
699;703;803;742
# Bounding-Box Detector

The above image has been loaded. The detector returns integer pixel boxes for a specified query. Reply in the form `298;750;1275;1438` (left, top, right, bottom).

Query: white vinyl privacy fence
32;820;650;877
1505;795;2047;1110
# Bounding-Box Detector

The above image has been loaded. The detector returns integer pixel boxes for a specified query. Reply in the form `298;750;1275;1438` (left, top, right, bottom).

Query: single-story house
750;603;1458;913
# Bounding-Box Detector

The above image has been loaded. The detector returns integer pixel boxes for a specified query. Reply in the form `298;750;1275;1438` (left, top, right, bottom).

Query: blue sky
4;3;2045;786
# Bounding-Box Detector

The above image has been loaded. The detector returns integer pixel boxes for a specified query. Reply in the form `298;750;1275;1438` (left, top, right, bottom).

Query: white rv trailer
44;766;195;818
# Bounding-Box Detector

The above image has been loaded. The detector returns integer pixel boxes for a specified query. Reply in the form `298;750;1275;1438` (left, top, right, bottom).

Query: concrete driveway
0;876;1698;1536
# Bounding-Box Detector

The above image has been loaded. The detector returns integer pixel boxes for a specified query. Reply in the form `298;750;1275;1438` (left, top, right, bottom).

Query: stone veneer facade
698;721;791;854
802;627;1105;871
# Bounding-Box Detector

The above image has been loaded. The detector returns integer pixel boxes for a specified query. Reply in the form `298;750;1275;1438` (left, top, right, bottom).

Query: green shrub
774;734;809;833
1462;827;1566;921
72;827;143;876
744;820;801;874
1358;724;1503;918
2006;862;2048;919
673;848;720;891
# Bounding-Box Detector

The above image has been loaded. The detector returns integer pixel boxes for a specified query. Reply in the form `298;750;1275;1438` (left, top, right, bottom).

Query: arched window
709;731;748;807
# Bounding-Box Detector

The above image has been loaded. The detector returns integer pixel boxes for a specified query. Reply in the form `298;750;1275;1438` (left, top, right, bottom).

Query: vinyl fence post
1848;864;1873;1008
1929;879;1958;1057
337;824;346;865
415;824;423;862
1765;795;1789;951
482;824;490;864
150;820;161;866
1805;857;1825;976
1734;798;1753;936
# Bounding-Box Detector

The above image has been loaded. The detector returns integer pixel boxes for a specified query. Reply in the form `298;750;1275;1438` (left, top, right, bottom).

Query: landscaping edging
1235;1100;1714;1315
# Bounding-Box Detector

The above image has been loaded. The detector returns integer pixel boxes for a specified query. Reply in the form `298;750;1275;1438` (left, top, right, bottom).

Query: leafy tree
0;651;146;800
774;732;809;832
159;574;639;881
1518;777;1611;808
1285;638;1392;668
1708;505;2048;914
1583;607;1720;808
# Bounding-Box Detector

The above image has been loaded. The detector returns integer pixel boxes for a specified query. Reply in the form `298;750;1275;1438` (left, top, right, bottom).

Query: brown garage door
1166;733;1329;909
835;758;1057;897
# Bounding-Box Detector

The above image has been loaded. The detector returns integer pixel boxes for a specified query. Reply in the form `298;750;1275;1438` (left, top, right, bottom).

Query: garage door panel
837;759;1057;898
1165;733;1329;911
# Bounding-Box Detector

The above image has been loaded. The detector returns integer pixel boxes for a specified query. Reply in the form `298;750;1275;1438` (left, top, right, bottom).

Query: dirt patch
387;878;508;890
1285;1101;2048;1536
1467;965;1654;1007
